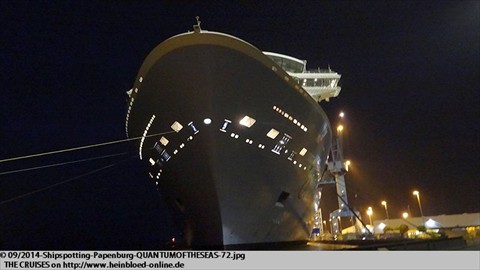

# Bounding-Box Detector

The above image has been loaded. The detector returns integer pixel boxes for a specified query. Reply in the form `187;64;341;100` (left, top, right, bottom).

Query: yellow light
367;207;373;216
339;112;345;118
337;125;344;132
344;160;351;171
381;201;387;206
402;212;409;219
413;190;419;196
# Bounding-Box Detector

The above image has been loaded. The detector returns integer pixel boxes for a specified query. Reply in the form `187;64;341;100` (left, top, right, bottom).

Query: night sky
1;1;479;249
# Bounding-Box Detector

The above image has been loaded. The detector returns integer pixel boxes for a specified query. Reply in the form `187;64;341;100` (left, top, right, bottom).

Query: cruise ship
125;21;341;249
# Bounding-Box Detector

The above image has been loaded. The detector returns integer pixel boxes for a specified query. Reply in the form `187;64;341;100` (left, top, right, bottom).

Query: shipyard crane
313;113;371;240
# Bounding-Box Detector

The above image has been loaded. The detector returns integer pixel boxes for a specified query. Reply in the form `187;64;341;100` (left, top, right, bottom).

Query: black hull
127;30;332;247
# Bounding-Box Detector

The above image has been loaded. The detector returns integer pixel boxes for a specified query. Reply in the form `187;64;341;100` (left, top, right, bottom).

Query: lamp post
366;207;373;226
412;190;424;218
381;201;389;219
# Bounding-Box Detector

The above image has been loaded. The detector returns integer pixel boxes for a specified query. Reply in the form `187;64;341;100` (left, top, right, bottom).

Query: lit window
239;115;256;128
188;122;199;134
180;143;185;149
266;129;279;139
149;158;156;166
160;136;169;146
171;121;183;132
299;148;308;156
220;119;232;132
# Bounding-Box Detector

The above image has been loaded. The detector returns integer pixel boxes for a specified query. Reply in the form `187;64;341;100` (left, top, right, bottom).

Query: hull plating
127;31;332;247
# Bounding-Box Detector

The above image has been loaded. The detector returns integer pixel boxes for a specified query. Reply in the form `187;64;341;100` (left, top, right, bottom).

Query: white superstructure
263;52;341;102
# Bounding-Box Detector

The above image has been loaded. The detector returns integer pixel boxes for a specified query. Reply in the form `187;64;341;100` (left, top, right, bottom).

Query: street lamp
381;201;389;219
366;207;373;226
344;160;351;172
413;190;424;218
402;212;409;219
337;125;344;133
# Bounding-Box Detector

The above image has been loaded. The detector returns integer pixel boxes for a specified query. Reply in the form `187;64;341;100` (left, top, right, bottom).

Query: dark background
1;1;478;249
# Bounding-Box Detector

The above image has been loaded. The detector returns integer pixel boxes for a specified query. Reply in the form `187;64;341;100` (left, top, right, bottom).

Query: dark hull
127;31;332;248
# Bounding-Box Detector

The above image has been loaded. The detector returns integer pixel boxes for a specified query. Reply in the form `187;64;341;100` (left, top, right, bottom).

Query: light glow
345;160;351;171
378;223;386;230
299;148;308;156
203;118;212;125
239;115;256;128
425;219;437;228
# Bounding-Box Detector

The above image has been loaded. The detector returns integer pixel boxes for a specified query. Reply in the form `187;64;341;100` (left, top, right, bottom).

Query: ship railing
286;71;342;102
